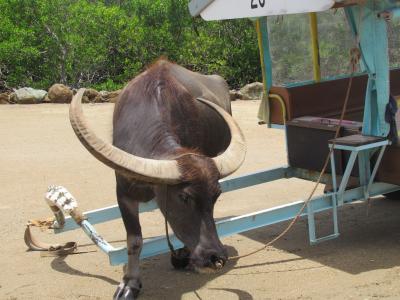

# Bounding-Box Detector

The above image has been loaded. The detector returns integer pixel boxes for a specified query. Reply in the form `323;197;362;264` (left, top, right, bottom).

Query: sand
1;100;400;300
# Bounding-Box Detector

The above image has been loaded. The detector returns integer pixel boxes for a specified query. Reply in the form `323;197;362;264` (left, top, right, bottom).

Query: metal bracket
307;196;339;245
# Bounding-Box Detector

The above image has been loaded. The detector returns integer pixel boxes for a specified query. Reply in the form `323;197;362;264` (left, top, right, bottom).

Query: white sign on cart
190;0;335;20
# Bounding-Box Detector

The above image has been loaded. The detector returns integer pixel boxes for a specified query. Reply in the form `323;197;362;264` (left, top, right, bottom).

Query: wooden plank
329;134;386;146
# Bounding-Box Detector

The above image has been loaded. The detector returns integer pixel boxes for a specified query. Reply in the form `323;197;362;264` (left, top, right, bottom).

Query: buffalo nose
210;253;227;269
192;244;228;269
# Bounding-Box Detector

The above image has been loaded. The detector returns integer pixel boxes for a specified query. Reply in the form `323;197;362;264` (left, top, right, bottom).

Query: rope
229;53;359;260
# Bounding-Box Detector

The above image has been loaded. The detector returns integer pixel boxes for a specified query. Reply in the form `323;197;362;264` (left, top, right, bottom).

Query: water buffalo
69;59;246;299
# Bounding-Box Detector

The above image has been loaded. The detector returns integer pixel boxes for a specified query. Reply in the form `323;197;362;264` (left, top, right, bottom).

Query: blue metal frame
71;179;399;266
50;163;400;265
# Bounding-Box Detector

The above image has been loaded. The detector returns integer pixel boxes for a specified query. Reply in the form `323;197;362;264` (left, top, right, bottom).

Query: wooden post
256;17;273;124
309;12;321;82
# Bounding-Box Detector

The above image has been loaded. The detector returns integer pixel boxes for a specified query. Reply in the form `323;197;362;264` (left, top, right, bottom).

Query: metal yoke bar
55;166;293;233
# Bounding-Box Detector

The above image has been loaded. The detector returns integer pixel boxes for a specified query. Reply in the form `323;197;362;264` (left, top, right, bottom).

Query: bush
0;0;260;90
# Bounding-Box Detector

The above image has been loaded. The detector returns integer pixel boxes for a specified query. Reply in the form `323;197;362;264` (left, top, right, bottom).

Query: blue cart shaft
108;182;399;265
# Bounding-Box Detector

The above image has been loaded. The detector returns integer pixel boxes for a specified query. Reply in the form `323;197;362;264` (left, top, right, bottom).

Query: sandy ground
1;100;400;300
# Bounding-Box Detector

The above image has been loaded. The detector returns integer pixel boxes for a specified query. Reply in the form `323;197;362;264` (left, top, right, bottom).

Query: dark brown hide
113;60;231;161
112;59;233;299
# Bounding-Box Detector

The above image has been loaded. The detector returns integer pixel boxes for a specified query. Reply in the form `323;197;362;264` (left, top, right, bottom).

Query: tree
1;0;397;91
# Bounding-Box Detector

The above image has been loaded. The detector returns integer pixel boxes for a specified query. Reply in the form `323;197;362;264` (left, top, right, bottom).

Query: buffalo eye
179;192;192;204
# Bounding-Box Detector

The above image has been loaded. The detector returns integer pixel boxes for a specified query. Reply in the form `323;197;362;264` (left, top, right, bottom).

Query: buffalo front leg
114;194;143;300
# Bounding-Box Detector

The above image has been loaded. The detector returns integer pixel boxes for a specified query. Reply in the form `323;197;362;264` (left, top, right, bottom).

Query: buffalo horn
197;97;246;178
69;89;182;184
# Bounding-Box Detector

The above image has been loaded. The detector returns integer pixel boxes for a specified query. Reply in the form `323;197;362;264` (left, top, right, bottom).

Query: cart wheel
384;191;400;200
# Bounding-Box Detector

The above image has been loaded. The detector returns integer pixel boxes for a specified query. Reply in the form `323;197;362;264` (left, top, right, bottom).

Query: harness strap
164;186;177;257
24;224;77;256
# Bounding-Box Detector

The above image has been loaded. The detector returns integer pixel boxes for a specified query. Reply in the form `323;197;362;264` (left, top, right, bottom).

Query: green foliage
92;79;124;92
0;0;260;90
0;0;399;91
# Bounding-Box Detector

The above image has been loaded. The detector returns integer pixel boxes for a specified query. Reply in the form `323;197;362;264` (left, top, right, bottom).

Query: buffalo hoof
113;280;142;300
170;247;191;270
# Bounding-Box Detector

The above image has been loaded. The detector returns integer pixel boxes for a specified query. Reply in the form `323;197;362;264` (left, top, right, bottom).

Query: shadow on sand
239;196;400;275
50;244;253;299
137;245;254;300
51;255;120;285
49;197;400;299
